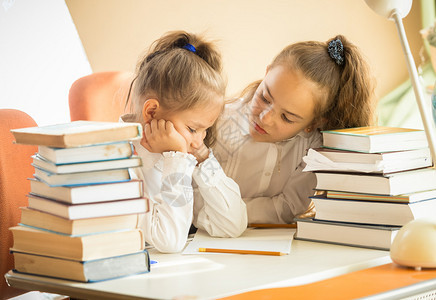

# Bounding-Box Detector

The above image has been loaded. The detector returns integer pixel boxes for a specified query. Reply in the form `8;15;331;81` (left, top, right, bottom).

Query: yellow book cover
323;126;421;136
321;126;428;153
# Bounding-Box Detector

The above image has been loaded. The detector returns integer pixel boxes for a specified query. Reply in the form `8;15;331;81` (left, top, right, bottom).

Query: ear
305;118;327;132
142;99;160;122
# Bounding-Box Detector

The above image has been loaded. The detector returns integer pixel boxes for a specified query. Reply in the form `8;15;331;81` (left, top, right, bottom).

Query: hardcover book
29;178;144;204
33;167;132;186
294;218;400;251
11;121;142;148
19;207;142;236
10;226;145;261
314;167;436;195
321;126;428;153
32;154;142;174
27;194;149;220
37;141;134;164
12;250;150;282
311;195;436;226
303;147;432;174
325;190;436;203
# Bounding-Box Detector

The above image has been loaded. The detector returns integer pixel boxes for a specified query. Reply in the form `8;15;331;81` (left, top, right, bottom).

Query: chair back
68;71;134;122
0;109;37;299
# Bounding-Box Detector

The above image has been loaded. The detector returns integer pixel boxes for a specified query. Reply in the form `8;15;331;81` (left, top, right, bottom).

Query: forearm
141;202;193;253
244;170;317;224
140;151;197;253
193;153;247;237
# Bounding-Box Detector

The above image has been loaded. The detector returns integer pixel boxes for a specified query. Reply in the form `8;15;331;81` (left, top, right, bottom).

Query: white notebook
182;228;295;255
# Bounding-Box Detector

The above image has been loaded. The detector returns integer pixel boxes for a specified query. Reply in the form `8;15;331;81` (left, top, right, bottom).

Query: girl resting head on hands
122;31;247;253
130;30;225;162
213;35;376;224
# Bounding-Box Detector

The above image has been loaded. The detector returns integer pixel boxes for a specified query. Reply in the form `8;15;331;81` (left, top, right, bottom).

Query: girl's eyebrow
264;83;303;120
264;82;275;101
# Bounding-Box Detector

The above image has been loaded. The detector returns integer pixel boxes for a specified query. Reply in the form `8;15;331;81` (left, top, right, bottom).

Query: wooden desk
5;233;396;300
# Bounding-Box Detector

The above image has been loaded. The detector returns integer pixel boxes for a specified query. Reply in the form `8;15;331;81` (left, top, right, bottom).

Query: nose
259;106;274;125
190;132;205;149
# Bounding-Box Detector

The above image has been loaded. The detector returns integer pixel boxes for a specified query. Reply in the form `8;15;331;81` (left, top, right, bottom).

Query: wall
0;0;91;126
66;0;424;100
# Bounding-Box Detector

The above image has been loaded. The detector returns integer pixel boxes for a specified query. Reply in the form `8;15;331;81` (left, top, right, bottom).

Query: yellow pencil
248;223;297;228
198;248;286;256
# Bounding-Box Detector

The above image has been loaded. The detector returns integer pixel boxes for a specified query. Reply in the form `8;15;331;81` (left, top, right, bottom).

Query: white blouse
211;100;323;224
122;114;247;253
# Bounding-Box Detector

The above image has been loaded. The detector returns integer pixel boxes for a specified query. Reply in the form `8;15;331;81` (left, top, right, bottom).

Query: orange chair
68;71;134;122
0;109;37;299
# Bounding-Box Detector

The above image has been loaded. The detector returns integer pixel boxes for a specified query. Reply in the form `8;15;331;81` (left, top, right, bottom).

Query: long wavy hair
240;35;376;130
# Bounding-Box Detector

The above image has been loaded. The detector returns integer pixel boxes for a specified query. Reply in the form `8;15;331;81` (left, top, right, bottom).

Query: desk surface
5;231;393;300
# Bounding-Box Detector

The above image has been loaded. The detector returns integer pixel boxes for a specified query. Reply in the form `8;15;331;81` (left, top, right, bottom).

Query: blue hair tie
328;39;344;66
182;43;196;53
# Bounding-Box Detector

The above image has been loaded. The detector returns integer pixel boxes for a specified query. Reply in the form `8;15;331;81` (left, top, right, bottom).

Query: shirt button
265;172;271;176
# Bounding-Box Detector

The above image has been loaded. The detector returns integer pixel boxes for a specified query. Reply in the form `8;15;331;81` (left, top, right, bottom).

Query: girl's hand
141;119;188;153
191;143;209;164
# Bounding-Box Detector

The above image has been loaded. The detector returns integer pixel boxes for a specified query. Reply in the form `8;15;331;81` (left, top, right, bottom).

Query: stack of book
296;126;436;251
9;121;151;282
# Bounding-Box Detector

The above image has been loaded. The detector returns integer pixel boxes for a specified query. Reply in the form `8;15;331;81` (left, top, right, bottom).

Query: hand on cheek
191;143;209;164
141;119;188;153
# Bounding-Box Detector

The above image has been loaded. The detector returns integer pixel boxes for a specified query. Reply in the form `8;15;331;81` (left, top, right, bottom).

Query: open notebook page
182;228;295;255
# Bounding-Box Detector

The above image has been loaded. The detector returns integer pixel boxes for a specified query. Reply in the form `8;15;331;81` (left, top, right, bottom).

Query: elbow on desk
228;209;249;238
152;238;187;253
206;217;248;238
226;217;248;238
211;202;248;238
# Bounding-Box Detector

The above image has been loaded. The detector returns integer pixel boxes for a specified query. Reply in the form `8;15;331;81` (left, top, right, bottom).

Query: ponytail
141;31;223;73
326;35;375;129
243;35;376;131
129;31;226;147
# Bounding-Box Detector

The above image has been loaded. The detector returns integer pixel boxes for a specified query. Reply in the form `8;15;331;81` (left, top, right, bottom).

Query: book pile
9;121;151;282
296;126;436;251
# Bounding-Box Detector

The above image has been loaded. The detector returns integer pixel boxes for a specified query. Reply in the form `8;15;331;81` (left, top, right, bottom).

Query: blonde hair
241;35;376;130
130;31;226;146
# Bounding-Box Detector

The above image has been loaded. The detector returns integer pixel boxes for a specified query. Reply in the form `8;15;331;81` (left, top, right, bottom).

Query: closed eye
188;126;197;133
261;95;270;104
256;92;270;104
281;114;294;124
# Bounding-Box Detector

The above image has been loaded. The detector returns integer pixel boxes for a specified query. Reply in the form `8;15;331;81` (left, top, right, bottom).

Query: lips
254;122;267;134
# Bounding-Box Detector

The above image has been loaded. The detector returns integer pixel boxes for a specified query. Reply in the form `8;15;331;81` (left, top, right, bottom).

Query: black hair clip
328;39;344;66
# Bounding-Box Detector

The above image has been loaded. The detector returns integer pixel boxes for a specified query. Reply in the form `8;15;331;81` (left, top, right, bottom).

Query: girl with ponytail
122;31;247;253
212;35;376;224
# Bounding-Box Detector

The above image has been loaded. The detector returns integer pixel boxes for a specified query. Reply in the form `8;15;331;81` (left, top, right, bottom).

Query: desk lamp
364;0;436;270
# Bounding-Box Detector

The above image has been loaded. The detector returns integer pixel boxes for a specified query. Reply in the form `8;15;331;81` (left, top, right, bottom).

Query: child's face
156;100;222;154
248;65;317;143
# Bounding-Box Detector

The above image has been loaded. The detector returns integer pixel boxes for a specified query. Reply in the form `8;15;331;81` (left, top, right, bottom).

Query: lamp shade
390;219;436;270
364;0;412;19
